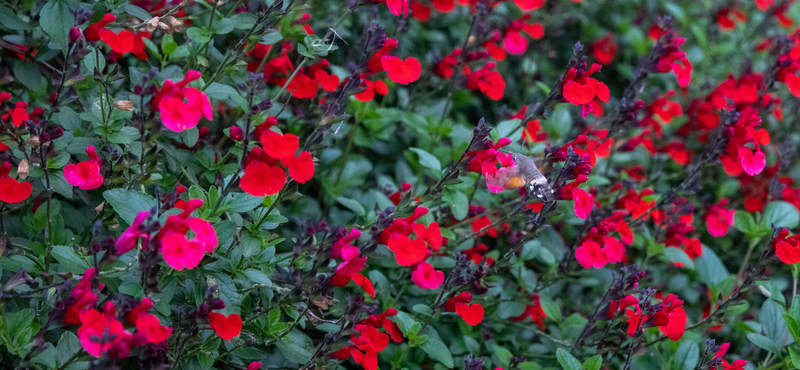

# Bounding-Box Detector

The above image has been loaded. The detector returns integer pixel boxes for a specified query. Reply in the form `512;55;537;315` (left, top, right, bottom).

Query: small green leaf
556;348;581;370
747;333;780;353
763;201;800;229
663;247;695;270
582;355;602;370
420;337;454;368
493;345;513;366
212;18;234;34
409;147;442;171
336;197;365;216
102;189;158;225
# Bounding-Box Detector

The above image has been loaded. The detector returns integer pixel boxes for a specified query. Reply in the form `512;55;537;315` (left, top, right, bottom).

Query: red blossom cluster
240;119;316;196
623;293;687;341
333;309;402;370
331;228;376;297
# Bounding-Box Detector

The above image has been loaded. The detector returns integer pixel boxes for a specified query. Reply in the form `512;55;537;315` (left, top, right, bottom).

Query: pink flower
64;146;103;190
116;211;149;255
573;188;594;219
411;262;444;289
575;240;607;268
705;199;735;237
157;199;218;270
78;302;144;358
152;70;212;132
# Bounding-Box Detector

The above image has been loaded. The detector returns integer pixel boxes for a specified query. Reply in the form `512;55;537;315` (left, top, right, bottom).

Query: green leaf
556;348;581;370
183;127;199;147
40;0;74;55
409;147;442;171
763;201;800;229
53;107;81;130
276;332;313;364
789;346;800;368
187;27;211;44
13;62;42;91
582;355;602;370
539;295;561;322
212;18;234;34
784;314;800;343
747;333;780;353
51;245;90;273
420;337;454;368
695;245;728;286
443;190;468;220
663;247;695;270
673;340;699;370
497;301;526;319
0;4;32;30
261;31;283;45
412;304;432;316
124;4;151;20
230;13;257;29
336;197;365;216
102;189;158;225
761;299;790;347
493;345;514;366
56;331;80;368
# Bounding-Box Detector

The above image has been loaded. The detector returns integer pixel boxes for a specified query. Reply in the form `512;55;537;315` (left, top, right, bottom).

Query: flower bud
229;126;243;141
69;27;83;43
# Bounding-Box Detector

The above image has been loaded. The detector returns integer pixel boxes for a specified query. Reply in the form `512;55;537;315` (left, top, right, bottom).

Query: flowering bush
4;0;800;369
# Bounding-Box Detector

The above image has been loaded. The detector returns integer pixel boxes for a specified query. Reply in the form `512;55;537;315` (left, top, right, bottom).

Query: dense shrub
2;0;800;369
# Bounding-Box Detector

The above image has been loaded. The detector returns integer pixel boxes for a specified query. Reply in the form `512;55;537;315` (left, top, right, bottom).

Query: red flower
411;262;444;289
455;303;484;326
261;130;299;159
432;0;456;12
705;199;734;237
355;79;390;102
511;294;547;328
1;101;29;127
152;70;212;132
65;268;102;325
563;64;610;106
435;49;462;78
116;211;150;255
246;362;263;370
774;229;800;264
208;312;243;340
0;161;32;204
382;56;422;84
65;145;104;190
85;13;116;42
511;0;544;10
410;1;431;21
717;8;746;30
738;146;766;176
387;234;428;266
386;0;409;17
99;28;134;54
466;63;506;100
655;34;693;87
502;15;544;55
591;33;617;64
446;292;473;312
287;74;319;99
314;70;340;91
241;161;287;196
284;151;316;184
135;313;172;344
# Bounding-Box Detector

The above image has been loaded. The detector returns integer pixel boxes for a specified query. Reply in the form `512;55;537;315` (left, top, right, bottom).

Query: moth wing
486;165;521;192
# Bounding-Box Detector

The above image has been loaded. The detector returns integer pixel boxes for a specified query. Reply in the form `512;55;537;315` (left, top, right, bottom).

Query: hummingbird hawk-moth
486;152;554;201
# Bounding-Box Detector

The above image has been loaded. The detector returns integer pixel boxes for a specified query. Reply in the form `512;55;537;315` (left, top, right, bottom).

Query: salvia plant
3;0;800;369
